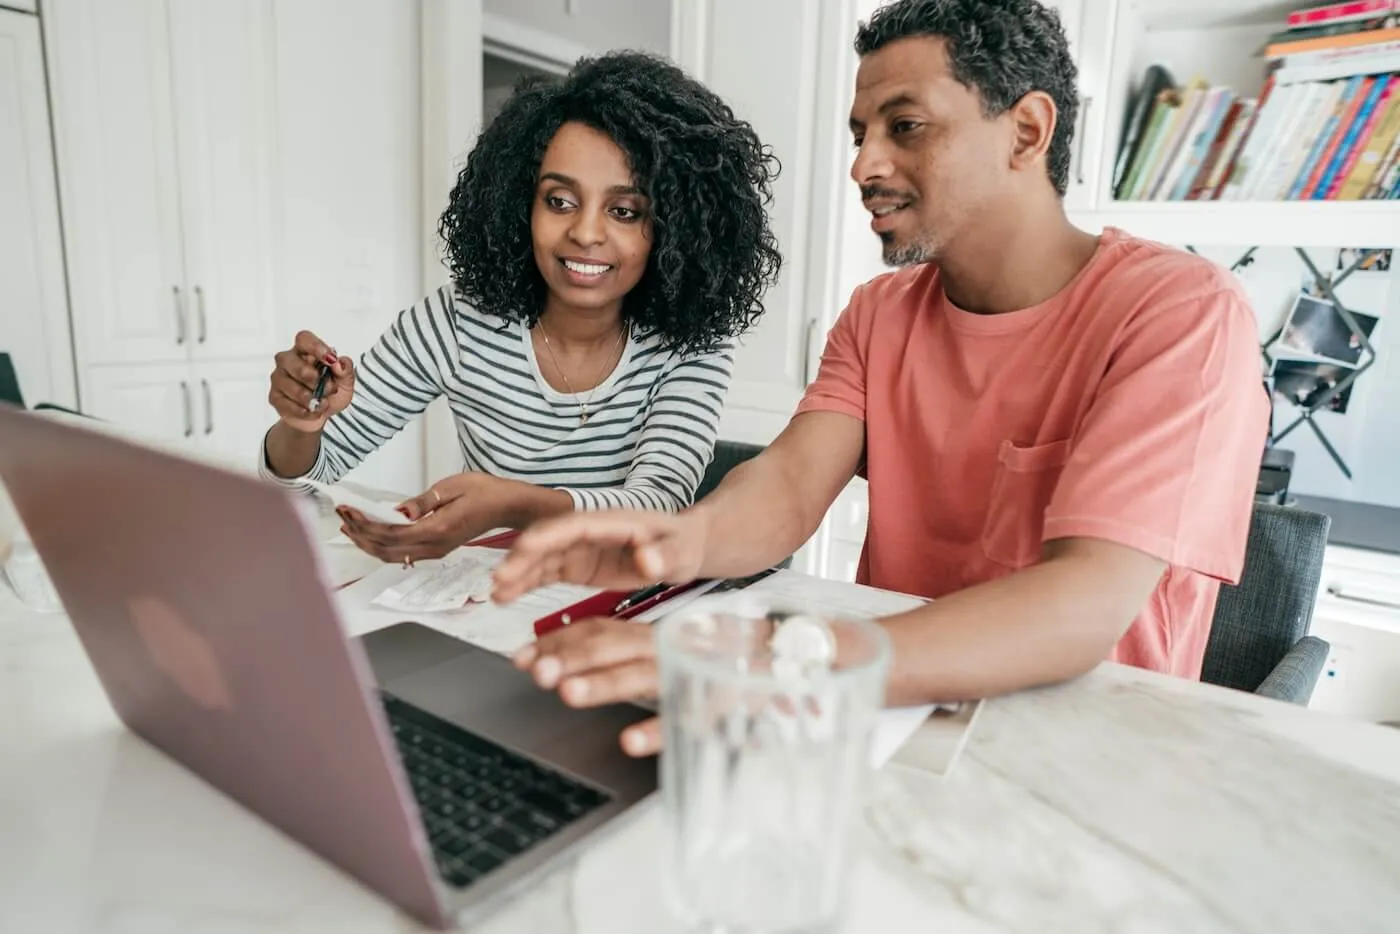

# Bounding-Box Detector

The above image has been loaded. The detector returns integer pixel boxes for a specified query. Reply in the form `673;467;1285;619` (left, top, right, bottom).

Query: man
491;0;1269;757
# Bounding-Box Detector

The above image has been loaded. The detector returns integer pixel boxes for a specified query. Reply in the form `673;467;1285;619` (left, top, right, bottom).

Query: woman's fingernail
561;677;588;705
534;656;561;689
323;352;338;366
396;505;411;517
512;645;537;668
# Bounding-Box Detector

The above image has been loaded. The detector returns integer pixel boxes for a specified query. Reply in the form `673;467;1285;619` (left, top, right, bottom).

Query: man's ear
1008;90;1058;174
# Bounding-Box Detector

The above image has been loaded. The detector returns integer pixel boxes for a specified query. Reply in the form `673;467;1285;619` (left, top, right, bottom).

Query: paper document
305;479;410;526
371;552;499;612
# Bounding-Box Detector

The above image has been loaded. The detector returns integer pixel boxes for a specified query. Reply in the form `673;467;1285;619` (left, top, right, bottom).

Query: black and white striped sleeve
564;342;734;513
261;290;454;485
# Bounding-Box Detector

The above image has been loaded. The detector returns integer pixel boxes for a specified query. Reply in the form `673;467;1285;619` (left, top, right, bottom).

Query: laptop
0;405;658;930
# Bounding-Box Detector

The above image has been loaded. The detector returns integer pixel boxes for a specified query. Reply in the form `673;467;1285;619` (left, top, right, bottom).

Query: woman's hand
338;473;565;564
512;618;662;757
269;330;355;433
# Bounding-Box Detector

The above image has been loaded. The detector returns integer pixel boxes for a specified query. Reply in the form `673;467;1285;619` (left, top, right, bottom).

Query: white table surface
5;511;1400;933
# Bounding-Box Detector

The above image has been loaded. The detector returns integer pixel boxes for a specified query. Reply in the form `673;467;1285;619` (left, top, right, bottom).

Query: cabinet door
192;359;276;473
0;10;76;409
167;0;282;361
1044;0;1114;211
672;0;825;424
42;0;188;366
83;363;195;443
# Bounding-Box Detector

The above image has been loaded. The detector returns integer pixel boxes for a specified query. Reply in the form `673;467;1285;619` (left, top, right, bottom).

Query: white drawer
1315;546;1400;637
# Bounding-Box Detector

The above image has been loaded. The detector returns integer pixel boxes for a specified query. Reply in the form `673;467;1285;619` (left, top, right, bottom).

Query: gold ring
402;555;414;569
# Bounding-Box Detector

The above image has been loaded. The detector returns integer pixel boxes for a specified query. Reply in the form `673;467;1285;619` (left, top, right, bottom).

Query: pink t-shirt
796;228;1269;679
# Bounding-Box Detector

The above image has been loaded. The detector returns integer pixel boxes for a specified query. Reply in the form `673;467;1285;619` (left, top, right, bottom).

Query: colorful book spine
1325;74;1398;196
1289;0;1398;29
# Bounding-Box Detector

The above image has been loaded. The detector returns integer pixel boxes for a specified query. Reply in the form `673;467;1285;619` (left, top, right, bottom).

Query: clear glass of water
655;592;891;933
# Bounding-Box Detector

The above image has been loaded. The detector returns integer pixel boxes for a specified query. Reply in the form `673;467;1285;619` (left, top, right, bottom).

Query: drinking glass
655;592;890;933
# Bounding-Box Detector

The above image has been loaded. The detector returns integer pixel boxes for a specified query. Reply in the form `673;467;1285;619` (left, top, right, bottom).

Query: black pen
308;362;332;412
612;583;669;613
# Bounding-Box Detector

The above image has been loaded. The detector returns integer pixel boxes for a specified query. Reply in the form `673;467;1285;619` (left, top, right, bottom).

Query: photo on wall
1270;359;1358;415
1277;291;1379;368
1337;247;1393;274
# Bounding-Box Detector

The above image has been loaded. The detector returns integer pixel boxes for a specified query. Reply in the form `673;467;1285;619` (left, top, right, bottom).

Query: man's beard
880;232;934;267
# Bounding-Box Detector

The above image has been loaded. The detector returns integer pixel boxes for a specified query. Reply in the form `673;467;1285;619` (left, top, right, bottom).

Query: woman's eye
611;206;641;221
545;195;574;210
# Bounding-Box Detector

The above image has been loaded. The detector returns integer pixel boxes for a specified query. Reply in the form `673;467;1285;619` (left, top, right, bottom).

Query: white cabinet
0;8;75;409
83;360;272;471
1045;0;1118;212
43;0;188;365
43;0;424;487
166;0;281;361
673;0;865;447
45;0;281;372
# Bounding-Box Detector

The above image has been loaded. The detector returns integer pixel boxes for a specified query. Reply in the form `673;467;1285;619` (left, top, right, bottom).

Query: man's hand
491;510;709;603
512;618;662;757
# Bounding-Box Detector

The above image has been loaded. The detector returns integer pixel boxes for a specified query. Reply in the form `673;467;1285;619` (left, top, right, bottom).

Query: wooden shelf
1069;200;1400;248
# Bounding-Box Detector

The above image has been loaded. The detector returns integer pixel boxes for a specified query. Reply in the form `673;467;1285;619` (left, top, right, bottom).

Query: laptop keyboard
380;693;612;889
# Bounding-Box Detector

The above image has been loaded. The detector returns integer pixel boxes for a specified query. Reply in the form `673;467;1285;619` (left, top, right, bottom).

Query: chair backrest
693;440;764;504
1201;503;1330;693
0;353;24;408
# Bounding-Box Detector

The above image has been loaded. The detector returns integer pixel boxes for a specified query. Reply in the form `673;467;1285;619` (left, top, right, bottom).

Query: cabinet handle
180;381;193;437
1075;95;1092;187
195;285;207;344
173;286;186;346
802;318;817;385
1326;583;1400;612
201;378;213;435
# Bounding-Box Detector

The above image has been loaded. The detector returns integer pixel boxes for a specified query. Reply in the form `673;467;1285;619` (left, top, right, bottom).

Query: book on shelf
1288;0;1399;30
1112;5;1400;203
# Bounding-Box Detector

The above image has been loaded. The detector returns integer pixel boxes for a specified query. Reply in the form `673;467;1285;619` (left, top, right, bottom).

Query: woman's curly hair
438;51;783;356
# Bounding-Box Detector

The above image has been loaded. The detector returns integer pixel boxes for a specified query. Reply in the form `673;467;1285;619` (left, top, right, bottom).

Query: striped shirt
262;286;734;512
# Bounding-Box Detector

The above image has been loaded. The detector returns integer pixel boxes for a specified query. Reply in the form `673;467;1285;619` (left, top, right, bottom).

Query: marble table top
4;518;1400;933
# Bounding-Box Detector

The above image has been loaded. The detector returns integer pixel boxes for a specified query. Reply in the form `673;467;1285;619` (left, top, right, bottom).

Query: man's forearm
264;422;323;479
868;540;1166;706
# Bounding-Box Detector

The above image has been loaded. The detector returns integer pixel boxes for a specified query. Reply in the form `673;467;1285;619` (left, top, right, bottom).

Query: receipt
371;552;497;612
305;479;411;526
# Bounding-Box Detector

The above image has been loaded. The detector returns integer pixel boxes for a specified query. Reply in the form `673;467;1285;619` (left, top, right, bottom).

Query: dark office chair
695;440;765;503
0;353;24;408
1201;503;1331;705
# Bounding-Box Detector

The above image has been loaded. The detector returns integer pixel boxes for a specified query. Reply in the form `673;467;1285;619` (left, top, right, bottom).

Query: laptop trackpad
375;631;656;795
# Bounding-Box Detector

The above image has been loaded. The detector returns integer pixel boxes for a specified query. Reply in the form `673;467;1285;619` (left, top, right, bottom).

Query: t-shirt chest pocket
980;438;1072;569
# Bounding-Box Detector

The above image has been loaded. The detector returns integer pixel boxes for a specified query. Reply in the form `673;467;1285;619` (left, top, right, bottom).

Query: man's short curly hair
438;51;783;355
854;0;1078;197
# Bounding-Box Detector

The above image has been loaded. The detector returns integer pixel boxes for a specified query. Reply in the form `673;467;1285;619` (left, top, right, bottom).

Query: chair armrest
1255;635;1330;705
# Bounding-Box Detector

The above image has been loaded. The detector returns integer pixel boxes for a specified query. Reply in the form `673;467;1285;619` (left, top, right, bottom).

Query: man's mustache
860;185;915;202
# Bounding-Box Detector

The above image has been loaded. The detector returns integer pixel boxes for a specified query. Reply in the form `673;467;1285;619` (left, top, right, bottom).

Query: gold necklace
536;319;627;424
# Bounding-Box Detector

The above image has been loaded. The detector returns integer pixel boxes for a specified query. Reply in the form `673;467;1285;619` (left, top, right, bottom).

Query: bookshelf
1064;0;1400;248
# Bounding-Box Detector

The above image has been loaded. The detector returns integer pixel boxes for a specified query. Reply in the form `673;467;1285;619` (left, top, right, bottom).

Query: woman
260;51;781;566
